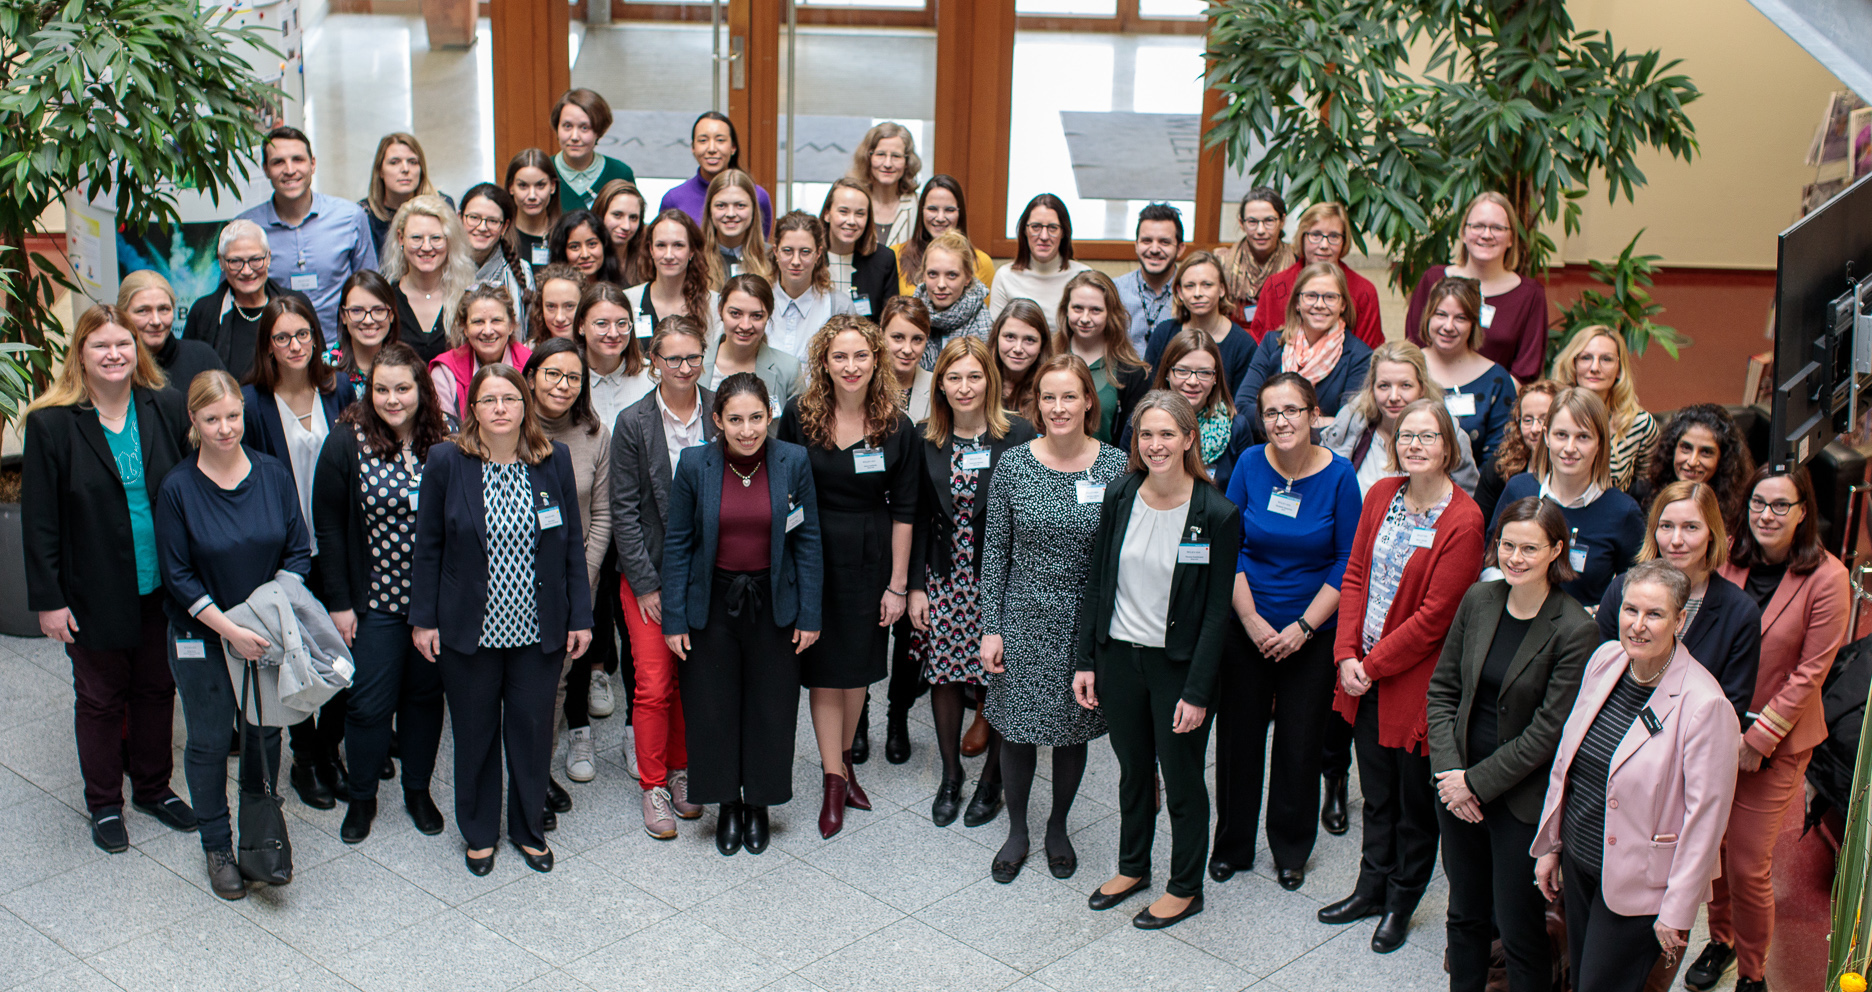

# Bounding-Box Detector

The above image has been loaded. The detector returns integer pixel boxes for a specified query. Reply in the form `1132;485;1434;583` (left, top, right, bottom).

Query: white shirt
1108;493;1189;648
1538;474;1605;509
590;363;657;432
275;392;329;556
655;388;706;476
769;283;857;361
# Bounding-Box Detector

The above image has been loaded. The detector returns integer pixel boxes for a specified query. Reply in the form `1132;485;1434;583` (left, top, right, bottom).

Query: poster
116;222;228;332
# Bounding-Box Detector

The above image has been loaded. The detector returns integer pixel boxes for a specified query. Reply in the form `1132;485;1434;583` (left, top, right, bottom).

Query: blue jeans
167;626;282;852
344;609;445;802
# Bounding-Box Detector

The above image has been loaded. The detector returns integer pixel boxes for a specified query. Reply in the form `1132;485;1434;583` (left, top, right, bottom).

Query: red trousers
621;580;687;789
1706;747;1811;980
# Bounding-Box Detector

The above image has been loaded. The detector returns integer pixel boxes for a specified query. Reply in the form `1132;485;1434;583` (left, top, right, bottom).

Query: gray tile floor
0;631;1723;992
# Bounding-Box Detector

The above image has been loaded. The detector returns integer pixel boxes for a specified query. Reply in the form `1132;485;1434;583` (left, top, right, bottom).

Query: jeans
344;609;445;802
167;625;282;852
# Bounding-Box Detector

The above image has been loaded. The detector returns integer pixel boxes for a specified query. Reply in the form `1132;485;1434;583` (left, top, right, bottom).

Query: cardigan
1405;265;1552;382
906;416;1038;588
609;387;721;597
1332;476;1487;753
556;154;636;213
1717;553;1851;757
1596;571;1761;725
1425;581;1599;824
309;424;397;613
182;279;313;381
429;341;533;420
1233;328;1374;430
1247;261;1384;348
1075;471;1242;708
660;438;824;632
540;412;613;599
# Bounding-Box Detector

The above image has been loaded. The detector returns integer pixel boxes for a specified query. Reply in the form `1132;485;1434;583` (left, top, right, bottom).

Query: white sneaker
588;669;616;718
621;723;639;781
566;726;596;782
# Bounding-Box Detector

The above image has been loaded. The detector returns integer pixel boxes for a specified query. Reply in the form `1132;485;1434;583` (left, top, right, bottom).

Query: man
237;126;377;335
1115;203;1183;354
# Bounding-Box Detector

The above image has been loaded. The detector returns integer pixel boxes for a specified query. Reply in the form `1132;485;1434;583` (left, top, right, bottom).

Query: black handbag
236;656;293;886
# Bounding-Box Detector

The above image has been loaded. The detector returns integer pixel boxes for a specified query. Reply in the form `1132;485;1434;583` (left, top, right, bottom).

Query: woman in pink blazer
1532;559;1740;992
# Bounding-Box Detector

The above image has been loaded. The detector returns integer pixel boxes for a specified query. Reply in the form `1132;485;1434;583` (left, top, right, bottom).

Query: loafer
1088;876;1151;911
465;849;495;876
340;798;376;844
1684;941;1736;991
206;848;247;899
742;804;770;854
546;776;572;813
1133;894;1203;930
90;808;129;853
962;778;1002;828
716;802;744;856
1047;841;1078;880
991;854;1024;883
1317;893;1384;925
841;751;872;811
133;795;198;832
1277;868;1305;891
290;762;335;810
1207;858;1241;883
931;777;964;827
1321;773;1349;836
885;711;912;764
1370;911;1410;953
511;840;553;873
404;790;445;835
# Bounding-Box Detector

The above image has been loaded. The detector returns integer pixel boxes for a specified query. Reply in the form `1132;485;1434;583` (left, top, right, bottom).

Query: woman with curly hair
624;211;718;342
1633;404;1756;537
847;122;923;249
1476;380;1561;521
381;193;479;363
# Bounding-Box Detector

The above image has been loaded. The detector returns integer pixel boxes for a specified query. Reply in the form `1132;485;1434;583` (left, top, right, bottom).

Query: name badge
1568;546;1587;571
850;288;870;311
175;638;207;659
1640;707;1663;735
1479;302;1497;328
786;503;805;532
406;488;419;513
1444;392;1476;418
1268;490;1302;517
853;447;886;473
1075;480;1106;504
1177;542;1210;564
636;313;656;339
538;506;564;530
530;244;550;266
289;272;318;292
1408;526;1436;549
961;450;991;471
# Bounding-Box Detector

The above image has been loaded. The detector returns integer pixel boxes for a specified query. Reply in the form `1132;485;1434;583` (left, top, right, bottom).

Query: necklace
234;303;263;321
1629;650;1673;686
728;459;761;488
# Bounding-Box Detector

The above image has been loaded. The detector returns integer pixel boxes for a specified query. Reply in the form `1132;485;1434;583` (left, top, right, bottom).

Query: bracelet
1295;617;1315;638
885;588;908;598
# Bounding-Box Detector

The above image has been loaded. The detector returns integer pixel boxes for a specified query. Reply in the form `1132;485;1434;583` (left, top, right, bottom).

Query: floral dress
910;444;987;685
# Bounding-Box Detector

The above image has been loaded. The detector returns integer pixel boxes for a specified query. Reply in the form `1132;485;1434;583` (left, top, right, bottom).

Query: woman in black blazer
22;304;198;852
907;336;1036;826
1074;390;1240;931
1595;480;1761;724
820;178;900;320
184;218;313;382
1426;496;1598;992
661;373;824;856
410;365;594;876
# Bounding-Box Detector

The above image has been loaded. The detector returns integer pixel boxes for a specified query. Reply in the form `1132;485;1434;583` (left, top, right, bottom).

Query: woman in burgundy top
1403;192;1551;382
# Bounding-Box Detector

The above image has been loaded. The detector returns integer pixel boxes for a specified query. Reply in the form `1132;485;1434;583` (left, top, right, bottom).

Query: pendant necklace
728;460;761;488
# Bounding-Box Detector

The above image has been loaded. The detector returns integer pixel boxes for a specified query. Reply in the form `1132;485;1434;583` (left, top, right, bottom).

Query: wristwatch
1296;617;1315;639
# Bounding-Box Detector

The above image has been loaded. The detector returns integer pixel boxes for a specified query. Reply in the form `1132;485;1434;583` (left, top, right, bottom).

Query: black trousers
437;640;564;850
678;569;801;806
1099;640;1213;897
1563;854;1662;992
68;593;176;813
1212;625;1335;871
1351;693;1440;915
885;617;927;716
1439;799;1550;992
1322;714;1354;779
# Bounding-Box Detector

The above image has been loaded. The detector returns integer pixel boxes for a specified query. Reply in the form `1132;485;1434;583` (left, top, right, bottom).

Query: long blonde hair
26;305;167;413
1553;324;1644;436
702;169;775;287
379;193;478;339
1346;340;1441;426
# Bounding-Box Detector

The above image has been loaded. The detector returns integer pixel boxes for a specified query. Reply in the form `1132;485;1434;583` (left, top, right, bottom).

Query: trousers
168;626;281;852
1212;625;1335;870
1706;747;1811;980
678;569;800;806
343;609;445;802
68;593;176;813
1351;692;1439;916
622;579;688;789
1438;798;1551;992
1098;639;1214;897
1563;853;1662;992
437;641;565;850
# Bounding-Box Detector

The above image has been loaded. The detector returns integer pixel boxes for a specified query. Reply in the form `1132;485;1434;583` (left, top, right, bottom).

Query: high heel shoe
716;802;744;856
742;804;770;854
842;750;872;811
819;773;848;838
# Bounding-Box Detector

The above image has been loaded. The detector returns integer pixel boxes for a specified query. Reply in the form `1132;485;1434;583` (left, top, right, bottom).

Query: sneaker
566;727;596;782
642;787;678;839
621;724;639;781
668;768;703;819
1684;941;1736;991
588;669;616;718
90;808;129;853
205;849;246;900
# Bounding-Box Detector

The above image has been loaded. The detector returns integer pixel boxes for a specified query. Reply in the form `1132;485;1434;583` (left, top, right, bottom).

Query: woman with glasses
430;284;532;420
381;193;477;364
703;274;803;413
1321;341;1480;495
186;219;309;382
331;271;401;389
530;264;586;346
989;194;1091;321
1145;328;1253;493
1235;262;1374;429
1554;325;1659;492
1417;276;1518;466
1477;380;1561;522
359;133;451;260
1405;193;1550;382
1246;203;1383;348
1057;270;1151;445
1143;251;1255;399
624;211;719;342
1217;187;1296;327
596;179;651;287
848;122;922;249
576;281;657;429
461;183;535;332
820;177;901;321
1633;404;1757;539
893;175;994;299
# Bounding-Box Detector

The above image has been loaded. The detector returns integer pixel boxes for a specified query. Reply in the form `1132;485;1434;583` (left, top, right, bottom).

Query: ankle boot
1321;773;1349;836
842;750;873;810
885;709;912;764
850;706;871;764
960;707;990;757
819;773;849;838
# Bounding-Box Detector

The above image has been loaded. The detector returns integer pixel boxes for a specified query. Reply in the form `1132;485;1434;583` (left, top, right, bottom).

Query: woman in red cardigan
1318;397;1485;954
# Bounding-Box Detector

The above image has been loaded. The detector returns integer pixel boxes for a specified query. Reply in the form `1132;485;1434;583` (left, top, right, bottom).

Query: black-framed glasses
1396;431;1442;446
1303;231;1345;245
657;353;705;369
1168;366;1216;384
534;367;581;388
341;305;390;323
222;255;269;272
1748;496;1798;517
1262;406;1309;423
1298;291;1342;306
270;328;313;347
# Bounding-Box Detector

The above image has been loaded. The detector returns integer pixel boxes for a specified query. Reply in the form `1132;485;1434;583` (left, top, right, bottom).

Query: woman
662;373;821;856
1555;325;1659;491
907;336;1035;826
1596;481;1761;723
1694;465;1852;992
461;183;536;331
24;305;197;853
186;219;307;382
1634;404;1756;538
660;111;774;235
380;193;477;363
597;178;651;287
893;175;994;298
848;122;921;248
118;271;222;392
1427;496;1597;991
154;370;310;899
1235;261;1374;428
624;210;719;343
411;365;595;876
505;148;562;271
702;169;776;286
576;281;657;429
431;284;533;420
1478;380;1561;522
978;354;1125;881
994;299;1054;426
776;315;918;837
1074;390;1240;930
1418;276;1518;466
820;177;900;320
989;194;1091;320
1057;270;1151;445
1143;251;1254;395
1248;202;1384;348
1217;186;1296;327
1320;341;1480;495
548;208;623;287
703;274;803;411
1532;560;1741;992
310;343;450;842
359;133;450;257
1148;328;1253;493
917;231;993;369
610;316;719;838
881;295;933;422
551;88;636;212
1405;192;1550;382
1490;388;1646;607
330;270;401;389
769;211;856;361
530;264;586;346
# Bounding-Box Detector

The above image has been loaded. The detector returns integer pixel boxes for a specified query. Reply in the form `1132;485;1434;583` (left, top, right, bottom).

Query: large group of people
17;94;1848;991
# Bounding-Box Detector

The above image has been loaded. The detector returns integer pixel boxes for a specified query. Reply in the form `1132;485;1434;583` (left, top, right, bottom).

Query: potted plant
0;330;39;636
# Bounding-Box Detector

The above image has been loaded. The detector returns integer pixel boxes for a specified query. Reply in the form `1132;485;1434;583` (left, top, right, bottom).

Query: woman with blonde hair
918;230;994;368
1246;202;1383;347
117;269;223;390
1235;260;1374;428
1143;250;1255;396
1056;269;1151;444
1405;192;1550;382
380;193;478;362
1320;340;1480;495
702;168;776;287
429;283;533;419
1554;325;1659;492
848;122;923;249
359;132;450;256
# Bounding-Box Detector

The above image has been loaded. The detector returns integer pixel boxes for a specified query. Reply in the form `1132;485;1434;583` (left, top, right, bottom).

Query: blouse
1361;486;1452;652
357;434;420;614
276;393;329;556
479;461;540;648
1108;493;1188;648
1225;446;1363;630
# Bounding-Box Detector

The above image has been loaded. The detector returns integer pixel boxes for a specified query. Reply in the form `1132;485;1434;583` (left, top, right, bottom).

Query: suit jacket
182;279;313;378
408;441;595;655
849;245;901;321
906;417;1037;588
701;337;803;413
22;387;193;649
1717;553;1851;756
1074;471;1242;708
1425;581;1599;824
609;387;720;596
1596;571;1760;725
1531;640;1741;930
661;439;824;633
1234;329;1374;432
240;380;358;488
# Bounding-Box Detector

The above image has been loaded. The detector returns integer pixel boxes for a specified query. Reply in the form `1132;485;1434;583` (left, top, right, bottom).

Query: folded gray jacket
222;571;356;725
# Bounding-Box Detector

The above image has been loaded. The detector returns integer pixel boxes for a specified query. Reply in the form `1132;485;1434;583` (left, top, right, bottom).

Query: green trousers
1096;639;1215;898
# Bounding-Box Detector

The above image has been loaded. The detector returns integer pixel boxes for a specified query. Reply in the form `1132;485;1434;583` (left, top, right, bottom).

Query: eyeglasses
1396;431;1442;446
1748;496;1798;517
584;318;629;339
1496;539;1552;561
1025;223;1062;237
534;367;581;388
461;212;503;232
222;255;269;272
473;395;523;409
1303;231;1345;245
342;305;390;323
1518;414;1547;428
1464;222;1511;236
1261;405;1310;423
271;328;313;347
404;234;447;248
1298;291;1342;306
657;353;705;369
1241;216;1282;230
1168;366;1216;384
871;151;907;163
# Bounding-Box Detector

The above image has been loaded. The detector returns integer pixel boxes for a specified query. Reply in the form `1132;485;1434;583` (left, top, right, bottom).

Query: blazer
701;336;803;413
182;279;314;377
661;439;824;633
1234;329;1374;432
1531;640;1741;930
906;416;1038;589
309;424;372;613
21;387;193;649
609;387;720;596
1331;476;1487;753
408;441;595;655
241;380;358;484
1718;553;1851;757
1425;581;1599;824
1596;571;1760;725
1075;471;1243;709
848;245;901;321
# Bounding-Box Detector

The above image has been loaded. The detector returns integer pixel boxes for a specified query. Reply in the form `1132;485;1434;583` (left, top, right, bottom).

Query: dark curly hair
1637;403;1755;534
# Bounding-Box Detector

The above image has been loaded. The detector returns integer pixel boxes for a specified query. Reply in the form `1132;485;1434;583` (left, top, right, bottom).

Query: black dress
393;286;451;365
777;399;918;688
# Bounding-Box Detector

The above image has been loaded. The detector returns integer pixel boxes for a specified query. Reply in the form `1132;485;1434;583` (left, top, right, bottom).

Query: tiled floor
0;630;1728;991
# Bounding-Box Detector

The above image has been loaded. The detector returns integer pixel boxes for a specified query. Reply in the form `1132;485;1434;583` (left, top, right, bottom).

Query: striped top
1607;410;1659;491
1560;671;1654;873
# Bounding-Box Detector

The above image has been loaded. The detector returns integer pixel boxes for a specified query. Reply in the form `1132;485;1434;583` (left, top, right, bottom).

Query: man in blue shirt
1115;202;1183;354
238;127;378;336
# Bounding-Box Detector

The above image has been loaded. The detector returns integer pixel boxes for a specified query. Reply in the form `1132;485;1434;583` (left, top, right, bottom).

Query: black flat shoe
1684;940;1736;991
340;798;376;844
885;711;911;764
1133;895;1204;930
133;795;198;832
542;809;557;832
1321;773;1349;836
465;850;494;876
931;778;964;827
379;757;395;781
1207;858;1240;883
850;706;870;764
1088;876;1151;911
1277;868;1305;891
742;804;770;854
990;854;1024;883
404;790;444;835
716;802;744;856
290;763;335;810
90;808;129;853
1317;893;1384;925
1370;911;1410;953
1047;841;1078;880
962;778;1002;828
546;776;572;813
511;840;553;873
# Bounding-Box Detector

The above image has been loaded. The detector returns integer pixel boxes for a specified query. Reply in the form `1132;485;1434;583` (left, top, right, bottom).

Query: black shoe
885;711;912;764
742;804;770;854
1207;858;1241;883
1684;941;1736;991
963;778;1002;828
1133;894;1204;930
379;757;395;781
1321;773;1349;835
90;808;129;853
132;794;198;832
716;802;744;856
1734;978;1766;992
511;840;553;873
290;762;335;810
850;706;871;764
931;778;964;827
546;776;572;813
340;798;376;844
1088;876;1151;911
206;848;247;898
542;809;557;832
465;849;494;876
1277;868;1305;891
1047;839;1078;879
323;756;351;800
1370;911;1410;953
404;790;444;835
1317;893;1384;925
991;854;1024;883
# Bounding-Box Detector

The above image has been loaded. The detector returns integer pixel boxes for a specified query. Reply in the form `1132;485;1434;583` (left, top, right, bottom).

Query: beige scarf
1282;323;1347;383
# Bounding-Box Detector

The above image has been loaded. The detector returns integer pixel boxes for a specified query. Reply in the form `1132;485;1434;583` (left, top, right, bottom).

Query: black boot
850;705;871;764
1321;773;1349;835
546;776;572;813
885;709;912;764
290;761;335;810
404;790;444;835
340;798;377;844
716;802;744;856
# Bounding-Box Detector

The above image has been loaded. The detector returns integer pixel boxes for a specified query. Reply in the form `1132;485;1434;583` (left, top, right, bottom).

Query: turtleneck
718;441;772;571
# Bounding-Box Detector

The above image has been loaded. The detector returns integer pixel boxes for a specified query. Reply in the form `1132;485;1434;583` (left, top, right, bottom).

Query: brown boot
842;750;873;810
961;708;990;758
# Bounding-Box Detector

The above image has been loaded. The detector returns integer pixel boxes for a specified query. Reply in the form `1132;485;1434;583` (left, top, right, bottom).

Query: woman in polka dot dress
310;342;453;843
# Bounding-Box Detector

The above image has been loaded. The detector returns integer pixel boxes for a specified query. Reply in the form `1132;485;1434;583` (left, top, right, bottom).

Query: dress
911;443;986;684
980;442;1126;746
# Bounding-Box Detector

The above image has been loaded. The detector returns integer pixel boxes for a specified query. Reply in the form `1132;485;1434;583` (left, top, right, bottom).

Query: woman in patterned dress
979;353;1125;882
311;343;452;843
908;336;1036;827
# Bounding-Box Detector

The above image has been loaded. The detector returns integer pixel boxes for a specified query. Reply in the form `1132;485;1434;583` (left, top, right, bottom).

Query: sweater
1225;445;1363;630
987;257;1092;321
155;451;313;635
540;411;614;598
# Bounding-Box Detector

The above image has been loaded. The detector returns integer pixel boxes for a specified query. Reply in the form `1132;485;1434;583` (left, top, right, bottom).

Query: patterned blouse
356;428;421;615
480;460;540;648
1607;410;1659;491
1361;485;1452;653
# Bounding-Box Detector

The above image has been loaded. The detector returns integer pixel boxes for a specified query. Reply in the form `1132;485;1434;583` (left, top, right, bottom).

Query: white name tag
1408;526;1436;549
289;272;317;292
850;288;870;311
406;488;419;513
530;244;550;266
636;314;656;338
1444;392;1476;418
176;638;207;659
1177;542;1210;564
1569;546;1588;571
1479;302;1497;328
1268;490;1302;517
538;506;564;530
786;504;804;532
961;450;991;470
853;447;886;473
1075;480;1106;504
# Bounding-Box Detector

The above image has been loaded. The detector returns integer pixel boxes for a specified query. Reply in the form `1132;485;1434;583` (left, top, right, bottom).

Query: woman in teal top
1055;270;1150;444
552;88;636;213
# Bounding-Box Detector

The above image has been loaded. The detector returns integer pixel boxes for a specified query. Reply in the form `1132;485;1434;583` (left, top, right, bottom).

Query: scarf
917;280;991;369
1281;323;1346;384
1221;241;1296;306
1199;408;1232;466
